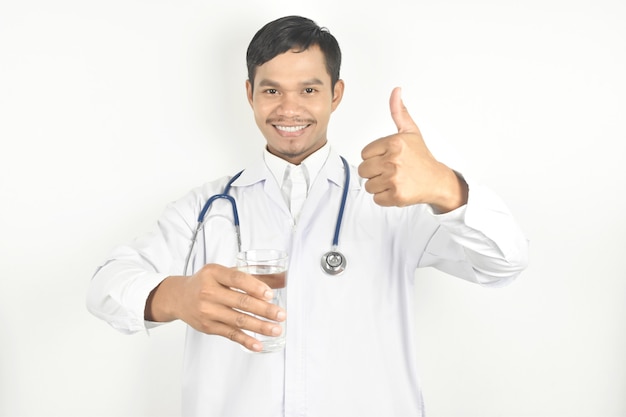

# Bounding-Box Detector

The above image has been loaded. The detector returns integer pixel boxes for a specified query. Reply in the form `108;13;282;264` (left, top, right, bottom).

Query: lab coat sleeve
418;181;529;287
86;194;198;334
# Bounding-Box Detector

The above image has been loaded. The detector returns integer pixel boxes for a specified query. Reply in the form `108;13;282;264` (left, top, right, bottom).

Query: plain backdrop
1;1;625;416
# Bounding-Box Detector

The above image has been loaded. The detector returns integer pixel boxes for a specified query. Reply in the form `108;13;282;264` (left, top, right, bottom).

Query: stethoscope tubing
332;156;350;248
183;157;349;276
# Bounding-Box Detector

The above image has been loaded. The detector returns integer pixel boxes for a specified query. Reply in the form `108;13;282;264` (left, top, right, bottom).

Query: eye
264;88;278;95
303;87;316;94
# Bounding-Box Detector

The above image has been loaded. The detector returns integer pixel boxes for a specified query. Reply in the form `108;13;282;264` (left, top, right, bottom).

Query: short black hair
246;16;342;92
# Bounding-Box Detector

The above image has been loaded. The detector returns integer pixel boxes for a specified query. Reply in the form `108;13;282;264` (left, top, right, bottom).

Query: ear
331;79;345;112
245;79;253;107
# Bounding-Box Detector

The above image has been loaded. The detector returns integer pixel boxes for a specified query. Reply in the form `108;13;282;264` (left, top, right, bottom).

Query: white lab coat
87;150;528;416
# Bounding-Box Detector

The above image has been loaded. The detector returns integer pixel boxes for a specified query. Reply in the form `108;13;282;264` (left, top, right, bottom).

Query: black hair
246;16;342;92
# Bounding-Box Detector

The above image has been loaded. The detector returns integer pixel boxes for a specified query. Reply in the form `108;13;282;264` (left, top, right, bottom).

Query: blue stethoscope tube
321;157;349;275
183;157;349;276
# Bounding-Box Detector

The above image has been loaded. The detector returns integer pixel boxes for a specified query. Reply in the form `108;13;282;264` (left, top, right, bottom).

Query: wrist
144;276;183;322
430;168;468;214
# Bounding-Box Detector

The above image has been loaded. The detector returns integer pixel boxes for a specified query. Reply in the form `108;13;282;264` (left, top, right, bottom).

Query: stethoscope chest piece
321;250;346;275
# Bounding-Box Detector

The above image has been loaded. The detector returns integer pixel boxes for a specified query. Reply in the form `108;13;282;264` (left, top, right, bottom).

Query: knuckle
226;328;241;342
237;292;253;309
387;135;404;152
197;303;217;321
200;322;216;335
199;284;218;299
234;312;250;329
199;263;219;276
194;316;216;335
384;160;399;175
197;286;220;306
230;269;248;288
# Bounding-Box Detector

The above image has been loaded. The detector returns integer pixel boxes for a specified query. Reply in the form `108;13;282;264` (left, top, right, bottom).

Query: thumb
389;87;418;133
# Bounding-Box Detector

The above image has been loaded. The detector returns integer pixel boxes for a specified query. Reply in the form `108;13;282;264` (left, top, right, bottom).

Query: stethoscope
183;156;350;276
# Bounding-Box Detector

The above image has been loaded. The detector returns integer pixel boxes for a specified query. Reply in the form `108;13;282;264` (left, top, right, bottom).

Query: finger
193;301;283;350
360;137;384;161
219;306;284;353
221;268;275;301
371;190;396;207
357;152;384;178
362;172;390;195
389;87;419;134
221;305;284;336
207;321;265;352
218;286;286;322
363;179;400;207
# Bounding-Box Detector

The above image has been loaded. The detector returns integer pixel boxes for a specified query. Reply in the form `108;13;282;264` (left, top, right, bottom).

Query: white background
1;0;625;416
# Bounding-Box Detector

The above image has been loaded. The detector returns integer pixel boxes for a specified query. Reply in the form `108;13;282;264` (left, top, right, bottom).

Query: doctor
87;15;529;416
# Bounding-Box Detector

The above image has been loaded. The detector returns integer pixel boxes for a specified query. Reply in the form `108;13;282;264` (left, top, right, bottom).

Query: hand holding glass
236;249;288;353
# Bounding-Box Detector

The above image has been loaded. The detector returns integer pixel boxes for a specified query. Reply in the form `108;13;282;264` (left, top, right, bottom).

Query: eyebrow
257;78;325;88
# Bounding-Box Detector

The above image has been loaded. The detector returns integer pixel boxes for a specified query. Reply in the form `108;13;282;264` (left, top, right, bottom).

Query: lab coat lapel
231;156;290;217
298;151;359;228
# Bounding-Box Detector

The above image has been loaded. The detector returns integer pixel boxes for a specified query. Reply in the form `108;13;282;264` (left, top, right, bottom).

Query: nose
276;92;302;117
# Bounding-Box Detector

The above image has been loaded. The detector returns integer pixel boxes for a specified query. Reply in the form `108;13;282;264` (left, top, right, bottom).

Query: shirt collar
263;143;331;191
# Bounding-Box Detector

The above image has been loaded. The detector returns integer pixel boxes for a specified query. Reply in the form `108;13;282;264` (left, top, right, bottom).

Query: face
246;45;344;165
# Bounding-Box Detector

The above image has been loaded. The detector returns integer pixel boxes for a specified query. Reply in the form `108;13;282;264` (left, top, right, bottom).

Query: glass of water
236;249;288;353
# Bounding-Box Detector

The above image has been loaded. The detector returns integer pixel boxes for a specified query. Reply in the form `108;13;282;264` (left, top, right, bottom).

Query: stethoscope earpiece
321;250;346;275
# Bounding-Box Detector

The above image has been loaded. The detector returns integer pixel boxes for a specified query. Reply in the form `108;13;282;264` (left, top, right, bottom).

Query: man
87;15;528;416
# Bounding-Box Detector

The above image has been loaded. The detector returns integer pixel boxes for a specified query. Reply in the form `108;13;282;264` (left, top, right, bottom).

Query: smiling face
246;45;344;165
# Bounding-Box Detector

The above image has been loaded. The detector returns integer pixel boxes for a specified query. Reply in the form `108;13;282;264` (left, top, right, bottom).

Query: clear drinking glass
236;249;288;353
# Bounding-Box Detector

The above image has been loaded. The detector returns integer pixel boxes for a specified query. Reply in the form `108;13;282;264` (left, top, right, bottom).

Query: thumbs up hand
358;87;468;213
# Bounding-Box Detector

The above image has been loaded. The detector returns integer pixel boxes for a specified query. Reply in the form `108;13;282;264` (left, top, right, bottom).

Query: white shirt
264;143;330;220
87;148;529;416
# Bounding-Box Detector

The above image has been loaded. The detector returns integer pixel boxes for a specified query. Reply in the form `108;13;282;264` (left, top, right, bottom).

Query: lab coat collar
230;152;270;188
323;149;361;191
230;153;288;216
229;147;361;192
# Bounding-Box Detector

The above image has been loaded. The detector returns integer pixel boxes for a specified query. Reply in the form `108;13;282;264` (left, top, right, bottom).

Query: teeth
276;125;306;132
